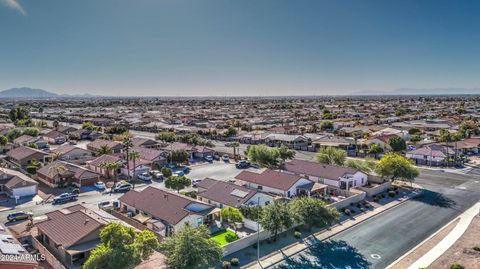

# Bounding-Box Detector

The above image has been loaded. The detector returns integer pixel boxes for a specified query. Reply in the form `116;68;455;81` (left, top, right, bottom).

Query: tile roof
87;154;122;167
282;159;359;181
235;169;307;191
119;186;213;225
132;146;164;161
198;179;257;208
6;146;47;161
36;209;104;248
87;139;122;150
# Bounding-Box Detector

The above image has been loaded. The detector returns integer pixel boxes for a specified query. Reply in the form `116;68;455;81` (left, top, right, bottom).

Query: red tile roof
282;159;359;180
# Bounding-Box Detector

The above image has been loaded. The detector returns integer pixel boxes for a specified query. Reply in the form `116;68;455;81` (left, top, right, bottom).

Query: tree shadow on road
413;189;456;208
275;240;371;269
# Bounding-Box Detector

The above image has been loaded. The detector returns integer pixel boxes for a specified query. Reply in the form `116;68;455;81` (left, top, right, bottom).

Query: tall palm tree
122;135;133;178
128;151;140;179
97;145;111;156
51;152;62;161
226;142;240;161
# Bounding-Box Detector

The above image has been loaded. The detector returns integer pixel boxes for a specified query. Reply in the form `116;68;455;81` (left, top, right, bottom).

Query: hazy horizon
1;0;480;96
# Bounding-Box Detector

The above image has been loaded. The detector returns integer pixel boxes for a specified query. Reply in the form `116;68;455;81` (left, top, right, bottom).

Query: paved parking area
186;161;263;181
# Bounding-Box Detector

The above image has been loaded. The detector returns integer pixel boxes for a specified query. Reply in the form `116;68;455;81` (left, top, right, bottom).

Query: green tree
9;107;30;123
315;147;347;166
260;200;293;241
128;151;140;178
53;120;59;129
410;135;422;144
161;167;172;177
375;153;419;183
224;126;238;137
344;158;377;173
100;161;122;179
277;146;296;164
156;131;176;142
368;143;384;158
171;149;189;164
246;144;280;167
165;176;191;192
389;136;407;152
225;141;240;161
220;207;244;233
0;135;8;147
82;121;96;131
97;145;112;156
7;129;23;141
83;222;159;269
22;128;39;137
290;196;340;230
408;128;421;135
320;120;334;131
160;224;222;269
122;135;133;178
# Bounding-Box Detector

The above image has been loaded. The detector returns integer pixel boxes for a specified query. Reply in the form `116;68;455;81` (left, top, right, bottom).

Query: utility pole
257;196;260;264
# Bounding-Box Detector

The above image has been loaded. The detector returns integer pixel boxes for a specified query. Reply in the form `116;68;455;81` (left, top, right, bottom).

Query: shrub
373;197;379;202
222;261;231;269
450;264;465;269
359;207;365;212
473;246;480;252
294;231;302;239
230;258;240;266
388;191;396;197
225;233;238;243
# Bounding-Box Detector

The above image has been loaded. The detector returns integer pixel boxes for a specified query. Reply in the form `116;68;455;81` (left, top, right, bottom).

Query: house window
257;186;263;190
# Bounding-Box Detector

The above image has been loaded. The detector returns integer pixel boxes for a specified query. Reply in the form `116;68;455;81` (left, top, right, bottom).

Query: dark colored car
7;211;33;222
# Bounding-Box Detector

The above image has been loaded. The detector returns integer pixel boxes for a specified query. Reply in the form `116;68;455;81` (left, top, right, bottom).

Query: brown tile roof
282;160;359;181
198;179;257;208
235;169;306;191
119;187;213;225
44;130;66;139
36;209;104;248
132;147;165;162
12;134;35;144
87;139;122;151
4;175;37;189
6;146;47;161
51;144;92;156
87;154;122;167
196;178;219;190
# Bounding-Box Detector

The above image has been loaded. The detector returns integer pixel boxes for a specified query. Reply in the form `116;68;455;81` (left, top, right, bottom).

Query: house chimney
84;218;90;225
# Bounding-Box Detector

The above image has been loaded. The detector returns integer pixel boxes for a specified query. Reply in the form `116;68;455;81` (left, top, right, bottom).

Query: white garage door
12;185;37;197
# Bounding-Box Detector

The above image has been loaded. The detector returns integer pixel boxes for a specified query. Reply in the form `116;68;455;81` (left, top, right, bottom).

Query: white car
192;179;203;187
138;172;153;181
222;154;230;162
94;182;106;189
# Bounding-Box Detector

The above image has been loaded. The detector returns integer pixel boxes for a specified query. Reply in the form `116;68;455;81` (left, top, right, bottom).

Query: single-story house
131;146;166;168
0;168;38;199
86;139;123;154
118;186;218;236
131;137;158;148
43;130;67;144
35;205;107;268
0;224;38;269
165;142;215;159
406;145;455;166
12;135;49;149
281;159;368;190
234;169;313;198
86;155;123;178
37;161;100;187
264;134;310;149
197;178;274;208
6;146;49;167
51;145;94;161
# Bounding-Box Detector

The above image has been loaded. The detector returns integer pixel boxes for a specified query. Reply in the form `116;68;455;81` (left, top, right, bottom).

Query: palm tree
226;142;240;161
97;145;111;156
128;151;140;179
48;162;68;185
51;152;62;161
315;147;347;166
122;135;133;178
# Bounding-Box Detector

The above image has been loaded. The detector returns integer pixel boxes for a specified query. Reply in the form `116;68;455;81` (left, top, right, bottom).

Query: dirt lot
429;215;480;269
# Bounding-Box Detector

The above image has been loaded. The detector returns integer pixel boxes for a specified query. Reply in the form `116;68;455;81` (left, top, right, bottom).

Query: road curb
244;190;421;269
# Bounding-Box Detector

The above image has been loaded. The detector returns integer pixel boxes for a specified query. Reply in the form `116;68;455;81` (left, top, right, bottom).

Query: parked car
113;183;132;192
236;160;250;169
94;182;106;189
150;170;164;180
204;155;213;162
53;193;78;204
192;178;203;187
7;211;33;222
222;154;230;162
173;170;185;177
138;172;153;181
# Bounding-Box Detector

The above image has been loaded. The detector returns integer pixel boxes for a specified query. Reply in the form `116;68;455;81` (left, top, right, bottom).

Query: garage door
12;185;37;198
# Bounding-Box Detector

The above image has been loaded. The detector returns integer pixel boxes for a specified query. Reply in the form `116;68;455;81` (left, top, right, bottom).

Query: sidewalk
405;202;480;269
245;190;421;269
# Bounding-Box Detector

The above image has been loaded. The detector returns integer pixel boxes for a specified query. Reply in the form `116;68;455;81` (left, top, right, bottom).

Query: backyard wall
243;218;262;231
31;236;66;269
222;230;271;257
357;181;392;197
327;189;366;210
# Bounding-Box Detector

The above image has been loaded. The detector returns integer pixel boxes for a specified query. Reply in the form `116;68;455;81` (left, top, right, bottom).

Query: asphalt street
274;169;480;269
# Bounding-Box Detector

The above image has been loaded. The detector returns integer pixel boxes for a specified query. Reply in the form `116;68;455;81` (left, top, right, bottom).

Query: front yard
210;229;238;246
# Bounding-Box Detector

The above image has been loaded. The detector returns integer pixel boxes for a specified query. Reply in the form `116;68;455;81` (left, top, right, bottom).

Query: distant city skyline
1;0;480;96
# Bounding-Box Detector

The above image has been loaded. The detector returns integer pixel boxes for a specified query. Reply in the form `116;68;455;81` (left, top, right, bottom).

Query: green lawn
210;230;238;246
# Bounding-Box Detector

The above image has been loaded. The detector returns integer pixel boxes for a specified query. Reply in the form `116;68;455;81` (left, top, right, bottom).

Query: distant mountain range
351;88;480;96
0;87;100;98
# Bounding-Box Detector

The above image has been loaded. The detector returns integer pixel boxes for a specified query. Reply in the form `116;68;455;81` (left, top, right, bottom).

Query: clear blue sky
1;0;480;96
